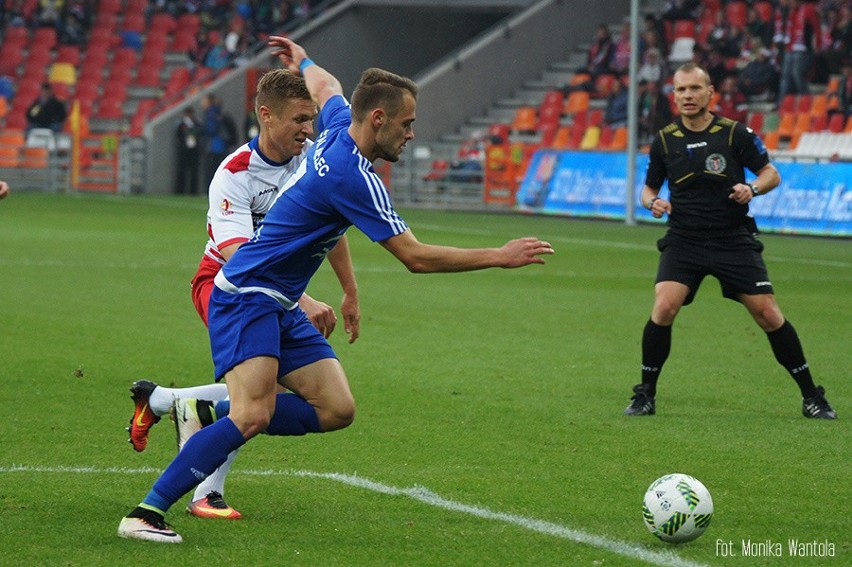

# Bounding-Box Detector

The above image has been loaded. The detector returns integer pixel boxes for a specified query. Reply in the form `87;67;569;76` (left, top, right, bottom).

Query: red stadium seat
177;13;202;34
112;47;139;69
32;26;57;50
134;66;162;88
588;109;604;128
72;97;95;118
779;94;797;113
725;1;748;28
122;12;145;33
79;57;107;86
26;42;53;65
795;94;812;114
55;45;81;66
98;0;122;15
4;26;29;44
163;67;191;98
107;65;134;87
73;82;99;105
539;90;564;116
488;123;510;144
125;0;148;14
754;1;773;22
0;43;25;76
87;28;121;51
672;19;696;39
150;12;177;34
598;125;614;148
103;79;129;104
5;111;27;130
827;113;845;133
93;12;119;32
810;114;827;132
141;48;166;73
171;28;198;52
95;98;125;119
14;75;41;98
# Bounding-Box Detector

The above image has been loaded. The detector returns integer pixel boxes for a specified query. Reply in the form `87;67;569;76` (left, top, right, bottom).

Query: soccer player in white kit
125;69;360;520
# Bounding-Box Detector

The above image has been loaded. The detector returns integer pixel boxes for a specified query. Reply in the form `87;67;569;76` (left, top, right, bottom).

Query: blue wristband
299;58;315;74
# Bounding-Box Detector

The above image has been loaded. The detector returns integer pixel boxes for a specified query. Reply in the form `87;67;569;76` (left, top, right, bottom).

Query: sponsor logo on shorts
755;280;772;287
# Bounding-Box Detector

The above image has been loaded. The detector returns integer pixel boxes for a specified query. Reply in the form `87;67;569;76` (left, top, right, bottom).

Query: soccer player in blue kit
118;37;555;543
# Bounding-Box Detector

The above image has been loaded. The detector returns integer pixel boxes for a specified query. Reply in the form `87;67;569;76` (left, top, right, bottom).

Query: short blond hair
255;70;311;114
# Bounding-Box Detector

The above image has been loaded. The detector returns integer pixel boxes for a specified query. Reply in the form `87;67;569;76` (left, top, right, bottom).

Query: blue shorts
208;287;337;381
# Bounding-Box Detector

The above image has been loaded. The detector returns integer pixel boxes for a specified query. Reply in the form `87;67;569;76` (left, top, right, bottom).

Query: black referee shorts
656;231;774;305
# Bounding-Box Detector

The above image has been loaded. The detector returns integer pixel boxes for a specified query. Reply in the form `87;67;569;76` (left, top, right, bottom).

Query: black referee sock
641;319;672;397
766;320;818;399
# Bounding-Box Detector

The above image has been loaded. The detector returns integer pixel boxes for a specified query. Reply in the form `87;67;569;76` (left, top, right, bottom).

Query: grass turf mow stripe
0;465;708;567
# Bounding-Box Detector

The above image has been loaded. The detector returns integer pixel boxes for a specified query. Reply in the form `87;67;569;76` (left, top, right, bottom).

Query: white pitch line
1;465;707;567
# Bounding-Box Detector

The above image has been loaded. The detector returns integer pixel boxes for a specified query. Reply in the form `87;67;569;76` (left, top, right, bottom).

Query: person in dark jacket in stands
26;83;67;133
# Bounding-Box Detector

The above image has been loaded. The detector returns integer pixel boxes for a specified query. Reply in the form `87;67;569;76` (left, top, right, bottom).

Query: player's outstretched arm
380;229;553;274
268;36;342;110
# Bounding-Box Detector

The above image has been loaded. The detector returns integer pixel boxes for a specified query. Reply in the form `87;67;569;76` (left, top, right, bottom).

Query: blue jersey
219;95;408;302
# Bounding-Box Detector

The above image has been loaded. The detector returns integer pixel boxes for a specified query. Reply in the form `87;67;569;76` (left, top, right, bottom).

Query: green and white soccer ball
642;473;713;543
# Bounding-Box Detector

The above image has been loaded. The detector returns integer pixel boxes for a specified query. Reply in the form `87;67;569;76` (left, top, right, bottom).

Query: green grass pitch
0;193;848;566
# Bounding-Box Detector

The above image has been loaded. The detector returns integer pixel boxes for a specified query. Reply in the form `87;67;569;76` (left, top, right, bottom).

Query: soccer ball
642;473;713;543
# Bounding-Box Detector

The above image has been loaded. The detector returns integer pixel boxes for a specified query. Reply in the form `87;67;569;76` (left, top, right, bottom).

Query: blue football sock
143;417;246;512
214;399;230;418
213;394;320;435
265;392;322;435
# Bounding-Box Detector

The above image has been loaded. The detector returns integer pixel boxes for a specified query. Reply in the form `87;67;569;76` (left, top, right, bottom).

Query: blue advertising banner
515;150;852;237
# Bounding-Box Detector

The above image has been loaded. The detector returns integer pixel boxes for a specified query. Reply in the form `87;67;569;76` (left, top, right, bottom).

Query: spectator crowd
574;0;851;142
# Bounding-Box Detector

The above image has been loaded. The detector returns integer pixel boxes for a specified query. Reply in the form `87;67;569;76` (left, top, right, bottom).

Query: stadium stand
2;0;849;199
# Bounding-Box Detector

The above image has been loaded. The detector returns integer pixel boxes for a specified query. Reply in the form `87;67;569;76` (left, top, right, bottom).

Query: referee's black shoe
624;384;655;416
802;386;837;420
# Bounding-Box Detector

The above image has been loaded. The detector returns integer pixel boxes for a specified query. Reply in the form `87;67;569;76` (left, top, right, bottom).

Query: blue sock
143;417;246;512
266;392;322;435
214;399;230;418
213;394;321;435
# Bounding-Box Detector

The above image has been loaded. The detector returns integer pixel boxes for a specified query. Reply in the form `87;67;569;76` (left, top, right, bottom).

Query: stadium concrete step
127;86;163;100
89;118;129;133
548;60;576;73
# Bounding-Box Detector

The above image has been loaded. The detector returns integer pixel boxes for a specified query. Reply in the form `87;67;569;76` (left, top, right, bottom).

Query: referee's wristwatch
748;183;760;197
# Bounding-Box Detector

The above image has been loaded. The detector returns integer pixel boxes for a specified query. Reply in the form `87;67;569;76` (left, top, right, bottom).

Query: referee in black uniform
624;62;836;419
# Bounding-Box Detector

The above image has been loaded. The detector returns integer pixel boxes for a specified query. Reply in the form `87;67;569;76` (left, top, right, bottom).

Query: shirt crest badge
705;153;726;173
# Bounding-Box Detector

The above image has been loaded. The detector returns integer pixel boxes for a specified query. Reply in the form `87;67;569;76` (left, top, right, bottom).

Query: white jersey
203;136;311;264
